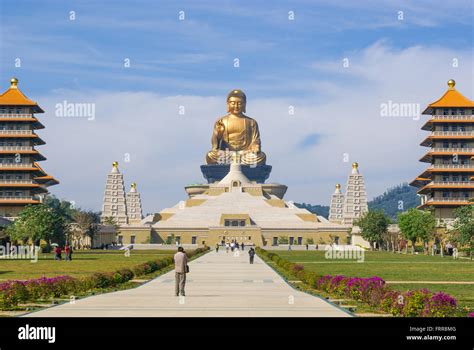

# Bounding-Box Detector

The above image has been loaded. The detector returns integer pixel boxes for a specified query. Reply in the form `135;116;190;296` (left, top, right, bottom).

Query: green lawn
272;250;474;310
275;251;474;281
0;250;176;280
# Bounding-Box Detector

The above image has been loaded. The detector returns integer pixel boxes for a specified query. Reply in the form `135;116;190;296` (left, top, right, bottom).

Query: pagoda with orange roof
411;79;474;221
0;78;58;217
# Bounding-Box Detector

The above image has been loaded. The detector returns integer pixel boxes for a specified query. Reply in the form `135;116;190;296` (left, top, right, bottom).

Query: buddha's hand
216;121;225;138
248;145;259;153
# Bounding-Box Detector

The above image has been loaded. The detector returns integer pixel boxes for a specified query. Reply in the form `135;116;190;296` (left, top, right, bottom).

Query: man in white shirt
174;247;188;296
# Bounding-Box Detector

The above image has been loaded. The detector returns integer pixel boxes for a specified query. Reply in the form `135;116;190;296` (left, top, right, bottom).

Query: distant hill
295;183;419;221
294;203;329;218
368;183;419;221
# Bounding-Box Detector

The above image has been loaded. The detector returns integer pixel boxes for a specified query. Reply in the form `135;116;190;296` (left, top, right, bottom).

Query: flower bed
0;247;208;310
256;248;458;317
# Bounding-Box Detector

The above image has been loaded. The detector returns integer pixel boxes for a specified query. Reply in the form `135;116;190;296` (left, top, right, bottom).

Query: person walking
241;242;245;251
65;244;70;261
68;245;73;261
225;242;230;253
215;243;219;253
174;247;188;296
54;246;62;261
248;247;255;264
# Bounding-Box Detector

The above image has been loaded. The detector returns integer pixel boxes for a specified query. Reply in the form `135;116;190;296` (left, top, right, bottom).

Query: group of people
54;244;73;261
215;240;247;253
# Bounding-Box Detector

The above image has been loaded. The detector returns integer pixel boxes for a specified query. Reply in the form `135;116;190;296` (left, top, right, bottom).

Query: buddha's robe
206;114;266;165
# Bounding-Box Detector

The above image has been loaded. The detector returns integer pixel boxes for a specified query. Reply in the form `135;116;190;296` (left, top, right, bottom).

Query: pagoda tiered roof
0;78;44;113
422;80;474;115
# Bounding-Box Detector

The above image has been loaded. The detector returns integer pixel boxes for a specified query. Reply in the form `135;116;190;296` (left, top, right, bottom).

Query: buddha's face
227;96;245;115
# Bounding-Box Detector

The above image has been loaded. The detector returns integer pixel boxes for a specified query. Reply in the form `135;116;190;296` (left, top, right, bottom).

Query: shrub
89;273;116;289
0;281;28;308
254;248;459;318
402;289;431;317
291;264;304;273
426;292;457;317
113;269;134;284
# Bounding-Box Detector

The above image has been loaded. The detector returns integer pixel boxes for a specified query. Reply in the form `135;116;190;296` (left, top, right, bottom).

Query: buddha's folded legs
206;150;266;166
206;150;233;164
241;151;266;166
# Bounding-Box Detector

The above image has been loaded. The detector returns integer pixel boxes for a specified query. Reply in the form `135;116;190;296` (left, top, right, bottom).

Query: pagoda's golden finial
112;161;119;168
10;77;18;89
447;79;456;89
352;162;358;169
131;182;137;189
336;183;341;189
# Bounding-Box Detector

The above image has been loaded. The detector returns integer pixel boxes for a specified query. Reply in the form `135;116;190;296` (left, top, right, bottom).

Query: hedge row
256;248;458;317
0;247;208;309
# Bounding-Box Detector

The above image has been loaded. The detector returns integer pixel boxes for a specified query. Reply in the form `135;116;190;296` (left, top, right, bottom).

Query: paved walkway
24;250;350;317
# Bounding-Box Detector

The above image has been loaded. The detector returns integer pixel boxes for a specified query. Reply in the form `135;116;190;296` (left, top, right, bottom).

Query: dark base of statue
200;164;272;184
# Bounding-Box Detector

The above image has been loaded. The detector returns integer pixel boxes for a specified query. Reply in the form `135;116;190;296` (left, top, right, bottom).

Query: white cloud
34;42;473;213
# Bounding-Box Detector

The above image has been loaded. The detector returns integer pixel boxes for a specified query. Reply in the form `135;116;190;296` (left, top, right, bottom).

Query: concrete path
24;250;351;317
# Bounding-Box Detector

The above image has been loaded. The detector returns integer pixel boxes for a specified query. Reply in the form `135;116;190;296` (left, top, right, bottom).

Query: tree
6;204;66;245
355;210;390;250
451;205;474;260
381;229;400;252
103;216;121;236
71;210;101;247
278;236;289;245
44;195;75;223
397;208;435;254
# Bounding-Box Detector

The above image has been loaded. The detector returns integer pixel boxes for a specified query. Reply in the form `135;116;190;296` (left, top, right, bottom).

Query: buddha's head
227;89;246;115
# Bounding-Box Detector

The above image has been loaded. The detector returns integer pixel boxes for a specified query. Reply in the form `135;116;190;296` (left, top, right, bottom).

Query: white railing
0;130;33;135
0;146;33;151
426;197;473;202
431;181;474;185
0;180;33;184
0;114;33;118
431;131;474;136
431;164;474;168
0;196;37;201
431;115;474;120
0;163;33;168
432;148;474;152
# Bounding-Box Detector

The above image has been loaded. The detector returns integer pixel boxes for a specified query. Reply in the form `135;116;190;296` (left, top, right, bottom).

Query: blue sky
0;0;473;213
1;0;472;97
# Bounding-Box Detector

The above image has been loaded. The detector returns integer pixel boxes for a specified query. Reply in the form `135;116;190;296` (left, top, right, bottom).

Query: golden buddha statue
206;89;266;166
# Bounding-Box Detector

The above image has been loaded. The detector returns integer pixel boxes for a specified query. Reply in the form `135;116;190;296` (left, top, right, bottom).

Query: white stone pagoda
100;161;128;225
341;162;368;225
328;183;345;223
126;182;143;224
